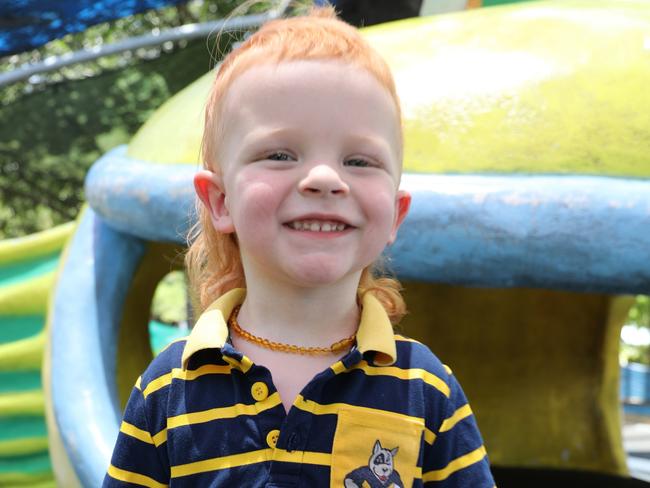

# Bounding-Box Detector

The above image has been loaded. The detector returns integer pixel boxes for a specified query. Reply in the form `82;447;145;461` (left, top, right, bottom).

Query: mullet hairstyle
186;5;407;324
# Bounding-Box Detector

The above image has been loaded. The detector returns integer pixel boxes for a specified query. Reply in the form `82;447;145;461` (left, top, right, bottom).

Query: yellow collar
181;288;397;369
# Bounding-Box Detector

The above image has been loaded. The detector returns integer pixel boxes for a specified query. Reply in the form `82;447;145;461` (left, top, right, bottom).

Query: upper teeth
289;220;347;232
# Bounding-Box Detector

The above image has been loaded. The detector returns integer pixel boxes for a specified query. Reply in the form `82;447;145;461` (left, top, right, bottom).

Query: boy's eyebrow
239;127;295;148
241;128;396;158
235;129;293;158
345;134;396;158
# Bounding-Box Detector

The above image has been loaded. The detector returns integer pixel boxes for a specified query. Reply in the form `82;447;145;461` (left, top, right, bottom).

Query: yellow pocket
331;407;424;488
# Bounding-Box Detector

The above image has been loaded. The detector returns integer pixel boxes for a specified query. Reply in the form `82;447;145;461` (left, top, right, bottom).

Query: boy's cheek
231;181;283;229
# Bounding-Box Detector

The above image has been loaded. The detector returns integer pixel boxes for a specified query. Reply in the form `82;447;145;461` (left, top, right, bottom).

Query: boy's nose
298;164;349;196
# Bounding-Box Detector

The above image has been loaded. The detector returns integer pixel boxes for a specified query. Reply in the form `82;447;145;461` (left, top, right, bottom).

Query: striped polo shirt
104;288;494;487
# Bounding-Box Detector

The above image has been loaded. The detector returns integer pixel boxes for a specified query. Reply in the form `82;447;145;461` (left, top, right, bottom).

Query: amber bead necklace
228;305;356;355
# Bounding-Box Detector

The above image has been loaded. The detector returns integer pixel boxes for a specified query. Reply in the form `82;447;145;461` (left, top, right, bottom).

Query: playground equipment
3;0;648;486
0;224;182;487
0;224;73;487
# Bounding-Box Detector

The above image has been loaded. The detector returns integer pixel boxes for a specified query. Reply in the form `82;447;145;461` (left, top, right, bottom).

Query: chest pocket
330;407;424;488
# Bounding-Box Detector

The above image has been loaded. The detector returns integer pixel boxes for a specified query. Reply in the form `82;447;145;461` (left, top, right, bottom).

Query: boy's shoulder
392;333;454;381
138;337;188;389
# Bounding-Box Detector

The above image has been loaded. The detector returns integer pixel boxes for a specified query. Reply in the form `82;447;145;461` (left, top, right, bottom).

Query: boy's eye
267;152;293;161
344;158;372;168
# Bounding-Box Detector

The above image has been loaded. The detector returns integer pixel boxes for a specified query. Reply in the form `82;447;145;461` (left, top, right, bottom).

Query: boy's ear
193;170;235;233
388;190;411;245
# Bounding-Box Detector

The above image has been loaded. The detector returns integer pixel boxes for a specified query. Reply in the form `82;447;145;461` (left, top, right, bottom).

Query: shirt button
251;381;269;401
266;429;280;448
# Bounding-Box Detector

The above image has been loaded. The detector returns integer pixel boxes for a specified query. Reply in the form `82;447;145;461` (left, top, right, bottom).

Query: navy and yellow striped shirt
104;289;494;487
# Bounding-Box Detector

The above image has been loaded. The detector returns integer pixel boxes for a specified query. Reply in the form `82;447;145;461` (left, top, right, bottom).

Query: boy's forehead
226;61;400;130
224;60;397;117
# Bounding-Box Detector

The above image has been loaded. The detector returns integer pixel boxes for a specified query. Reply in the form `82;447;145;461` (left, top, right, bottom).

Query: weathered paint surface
401;283;630;473
393;173;650;294
128;0;650;177
365;0;650;176
85;146;196;243
128;72;210;165
88;146;650;295
48;209;146;487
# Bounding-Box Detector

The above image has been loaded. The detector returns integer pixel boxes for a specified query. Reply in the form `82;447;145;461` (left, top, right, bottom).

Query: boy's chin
281;262;364;289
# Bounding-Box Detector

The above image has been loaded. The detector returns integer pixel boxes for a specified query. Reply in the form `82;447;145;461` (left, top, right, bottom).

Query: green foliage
620;342;650;366
0;0;245;101
620;295;650;365
0;0;247;239
151;271;189;325
628;295;650;328
0;41;209;237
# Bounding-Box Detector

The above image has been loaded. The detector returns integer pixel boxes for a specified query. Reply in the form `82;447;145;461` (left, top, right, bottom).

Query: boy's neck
236;275;361;348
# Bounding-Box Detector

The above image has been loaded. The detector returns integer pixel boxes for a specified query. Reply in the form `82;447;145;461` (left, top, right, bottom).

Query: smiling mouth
285;220;351;232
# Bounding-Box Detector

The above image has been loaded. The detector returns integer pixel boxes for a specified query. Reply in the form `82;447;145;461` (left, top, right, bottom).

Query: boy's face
195;60;410;289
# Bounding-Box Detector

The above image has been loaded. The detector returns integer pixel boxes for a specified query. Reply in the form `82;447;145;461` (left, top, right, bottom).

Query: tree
0;0;244;238
629;296;650;328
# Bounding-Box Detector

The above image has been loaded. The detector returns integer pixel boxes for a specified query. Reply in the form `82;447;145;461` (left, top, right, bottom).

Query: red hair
186;6;406;323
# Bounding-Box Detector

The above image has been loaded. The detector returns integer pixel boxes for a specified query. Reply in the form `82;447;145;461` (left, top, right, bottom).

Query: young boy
104;7;495;487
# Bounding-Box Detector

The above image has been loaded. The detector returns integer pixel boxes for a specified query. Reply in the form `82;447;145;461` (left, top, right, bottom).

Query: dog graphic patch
330;407;423;487
343;440;403;488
